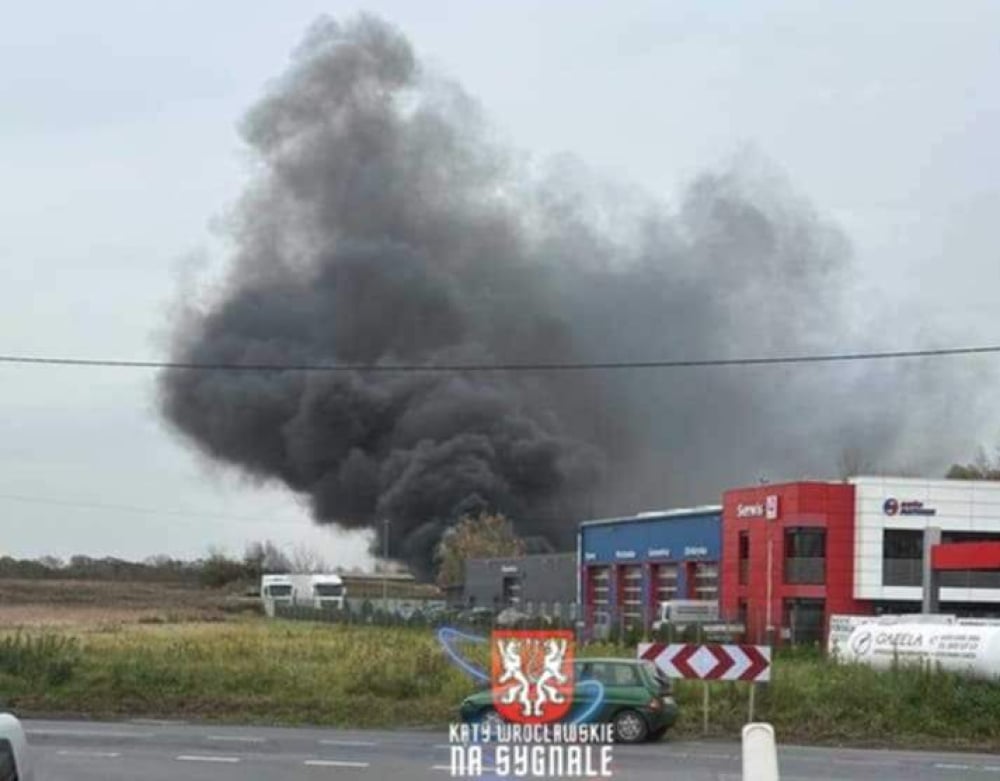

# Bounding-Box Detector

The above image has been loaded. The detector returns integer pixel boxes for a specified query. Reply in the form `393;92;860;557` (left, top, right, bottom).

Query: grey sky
2;1;998;565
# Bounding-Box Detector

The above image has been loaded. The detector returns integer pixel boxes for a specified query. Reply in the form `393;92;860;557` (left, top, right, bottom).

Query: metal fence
269;597;772;646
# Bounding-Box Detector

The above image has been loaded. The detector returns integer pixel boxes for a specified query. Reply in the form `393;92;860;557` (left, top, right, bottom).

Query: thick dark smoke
159;14;992;575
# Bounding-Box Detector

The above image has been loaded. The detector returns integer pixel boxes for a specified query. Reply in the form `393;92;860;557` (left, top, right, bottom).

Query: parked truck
260;573;346;616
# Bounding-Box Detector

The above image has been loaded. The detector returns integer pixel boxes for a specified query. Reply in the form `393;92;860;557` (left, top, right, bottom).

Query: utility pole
382;519;390;608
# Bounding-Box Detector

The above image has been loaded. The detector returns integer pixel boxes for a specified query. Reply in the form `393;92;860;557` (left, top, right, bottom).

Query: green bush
0;633;81;685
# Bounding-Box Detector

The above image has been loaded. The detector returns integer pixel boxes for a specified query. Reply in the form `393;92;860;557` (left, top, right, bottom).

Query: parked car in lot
0;712;32;780
459;658;678;743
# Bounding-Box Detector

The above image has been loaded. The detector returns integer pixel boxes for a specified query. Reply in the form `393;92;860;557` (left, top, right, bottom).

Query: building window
784;598;825;645
587;566;611;619
738;532;749;585
652;564;678;606
618;565;644;629
692;562;719;600
784;528;826;585
501;575;522;607
882;529;922;586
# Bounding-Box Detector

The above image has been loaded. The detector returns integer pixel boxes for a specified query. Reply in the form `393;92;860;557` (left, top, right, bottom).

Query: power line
1;344;1000;373
0;492;309;528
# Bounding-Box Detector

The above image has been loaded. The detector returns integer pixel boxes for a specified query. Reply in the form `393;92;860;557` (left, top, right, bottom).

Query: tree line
0;541;363;588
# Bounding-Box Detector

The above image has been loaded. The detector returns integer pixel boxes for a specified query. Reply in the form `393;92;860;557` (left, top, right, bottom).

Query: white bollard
742;722;779;781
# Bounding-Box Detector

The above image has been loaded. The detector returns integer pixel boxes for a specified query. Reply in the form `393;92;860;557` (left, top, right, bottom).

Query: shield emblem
491;630;575;724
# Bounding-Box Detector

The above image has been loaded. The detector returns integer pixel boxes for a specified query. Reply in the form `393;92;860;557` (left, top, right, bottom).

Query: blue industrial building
577;507;723;634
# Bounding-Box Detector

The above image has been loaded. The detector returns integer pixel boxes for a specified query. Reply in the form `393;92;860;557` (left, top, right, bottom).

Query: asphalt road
23;719;1000;780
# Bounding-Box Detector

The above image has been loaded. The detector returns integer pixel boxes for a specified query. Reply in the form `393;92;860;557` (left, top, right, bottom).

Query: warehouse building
721;476;1000;645
577;507;722;635
462;553;577;613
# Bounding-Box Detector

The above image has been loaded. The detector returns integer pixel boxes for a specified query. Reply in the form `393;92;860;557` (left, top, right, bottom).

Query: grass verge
2;621;1000;751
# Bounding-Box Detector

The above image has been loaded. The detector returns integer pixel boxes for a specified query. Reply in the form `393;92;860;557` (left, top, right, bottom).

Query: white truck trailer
261;573;346;616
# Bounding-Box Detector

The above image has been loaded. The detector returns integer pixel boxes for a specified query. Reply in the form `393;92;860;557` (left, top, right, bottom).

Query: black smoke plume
159;14;992;575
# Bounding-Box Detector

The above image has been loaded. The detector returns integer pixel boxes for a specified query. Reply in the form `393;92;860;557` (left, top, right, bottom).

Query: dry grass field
4;580;1000;749
0;579;257;629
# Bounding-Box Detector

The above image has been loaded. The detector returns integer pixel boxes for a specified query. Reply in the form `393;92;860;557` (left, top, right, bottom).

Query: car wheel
612;709;649;744
479;707;504;737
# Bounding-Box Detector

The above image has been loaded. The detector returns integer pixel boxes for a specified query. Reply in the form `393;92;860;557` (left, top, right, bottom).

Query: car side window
0;738;18;781
611;664;638;686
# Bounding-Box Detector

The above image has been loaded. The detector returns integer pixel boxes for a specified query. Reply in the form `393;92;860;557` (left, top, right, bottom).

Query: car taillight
648;697;663;711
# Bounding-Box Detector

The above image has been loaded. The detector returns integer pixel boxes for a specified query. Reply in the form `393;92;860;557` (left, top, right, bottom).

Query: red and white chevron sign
638;643;772;682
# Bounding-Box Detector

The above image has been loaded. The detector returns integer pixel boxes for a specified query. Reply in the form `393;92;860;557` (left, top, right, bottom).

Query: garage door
618;565;643;629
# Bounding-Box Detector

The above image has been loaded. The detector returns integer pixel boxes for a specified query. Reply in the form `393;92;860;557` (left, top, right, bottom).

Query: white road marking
56;750;121;758
29;729;155;739
176;755;241;763
935;764;971;770
304;760;370;768
206;735;267;744
318;739;377;747
832;758;899;767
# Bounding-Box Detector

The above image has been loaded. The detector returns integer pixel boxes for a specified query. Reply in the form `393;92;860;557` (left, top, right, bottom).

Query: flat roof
579;505;723;528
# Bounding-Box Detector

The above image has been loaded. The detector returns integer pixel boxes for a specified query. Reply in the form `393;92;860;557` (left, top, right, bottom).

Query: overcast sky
2;0;998;566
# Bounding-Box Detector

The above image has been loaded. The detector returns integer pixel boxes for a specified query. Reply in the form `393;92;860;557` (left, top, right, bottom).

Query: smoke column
159;14;992;574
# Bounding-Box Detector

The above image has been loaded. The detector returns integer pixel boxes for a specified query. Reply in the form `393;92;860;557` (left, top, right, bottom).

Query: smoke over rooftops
158;14;992;576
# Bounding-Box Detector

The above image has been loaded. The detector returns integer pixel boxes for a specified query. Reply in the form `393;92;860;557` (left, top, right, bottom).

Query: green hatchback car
459;658;678;743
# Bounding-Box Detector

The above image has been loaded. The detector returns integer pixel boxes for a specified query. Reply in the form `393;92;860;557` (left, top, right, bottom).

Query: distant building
462;553;577;611
578;507;723;635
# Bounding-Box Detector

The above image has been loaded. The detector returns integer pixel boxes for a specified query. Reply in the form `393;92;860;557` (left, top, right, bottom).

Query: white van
0;713;32;781
652;600;720;632
260;573;346;616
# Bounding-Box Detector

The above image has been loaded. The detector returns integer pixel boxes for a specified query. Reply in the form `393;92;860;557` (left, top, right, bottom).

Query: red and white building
720;477;1000;644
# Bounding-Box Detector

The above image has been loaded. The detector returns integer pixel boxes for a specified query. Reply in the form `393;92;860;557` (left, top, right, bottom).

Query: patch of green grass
4;622;1000;751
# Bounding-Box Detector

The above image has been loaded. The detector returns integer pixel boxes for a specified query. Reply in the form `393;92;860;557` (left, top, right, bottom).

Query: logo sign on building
684;546;709;557
737;495;780;520
614;550;637;560
638;642;771;682
492;630;575;724
737;503;765;519
883;497;937;517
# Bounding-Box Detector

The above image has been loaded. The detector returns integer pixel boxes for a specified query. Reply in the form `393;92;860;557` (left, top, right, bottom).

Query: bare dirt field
0;579;257;628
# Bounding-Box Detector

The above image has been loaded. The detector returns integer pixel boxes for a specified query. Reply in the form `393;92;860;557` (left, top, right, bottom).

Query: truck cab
260;573;346;615
260;574;294;617
0;713;32;781
309;574;346;609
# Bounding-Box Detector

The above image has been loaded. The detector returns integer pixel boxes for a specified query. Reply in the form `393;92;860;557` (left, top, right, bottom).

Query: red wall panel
722;481;870;644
